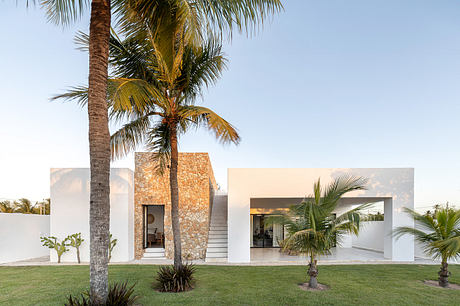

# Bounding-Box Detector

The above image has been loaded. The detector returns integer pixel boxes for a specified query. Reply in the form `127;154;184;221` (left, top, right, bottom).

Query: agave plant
65;281;139;306
268;176;369;288
394;205;460;287
156;264;196;292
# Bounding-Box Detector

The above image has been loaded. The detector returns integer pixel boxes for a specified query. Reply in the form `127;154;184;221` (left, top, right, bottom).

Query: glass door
251;215;278;248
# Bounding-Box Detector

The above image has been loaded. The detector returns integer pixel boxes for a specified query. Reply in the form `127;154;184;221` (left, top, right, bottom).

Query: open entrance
142;205;165;248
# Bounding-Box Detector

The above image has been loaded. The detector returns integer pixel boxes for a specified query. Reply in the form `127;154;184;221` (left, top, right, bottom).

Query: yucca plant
267;176;369;289
156;264;196;292
65;281;139;305
394;205;460;288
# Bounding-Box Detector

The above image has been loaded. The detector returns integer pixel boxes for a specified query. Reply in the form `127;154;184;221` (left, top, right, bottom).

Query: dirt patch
298;282;329;291
423;280;460;290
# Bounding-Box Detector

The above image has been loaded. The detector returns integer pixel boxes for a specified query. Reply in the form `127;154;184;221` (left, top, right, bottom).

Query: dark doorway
142;205;165;248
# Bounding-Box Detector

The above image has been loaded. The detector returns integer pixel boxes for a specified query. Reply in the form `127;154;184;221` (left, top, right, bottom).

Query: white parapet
50;168;134;263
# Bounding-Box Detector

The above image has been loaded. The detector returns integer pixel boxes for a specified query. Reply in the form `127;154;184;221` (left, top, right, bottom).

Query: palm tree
30;0;281;302
394;205;460;288
0;200;16;213
58;18;240;268
268;176;368;288
14;198;38;214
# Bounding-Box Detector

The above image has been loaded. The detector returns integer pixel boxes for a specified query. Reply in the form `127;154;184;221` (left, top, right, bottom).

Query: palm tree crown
394;205;460;287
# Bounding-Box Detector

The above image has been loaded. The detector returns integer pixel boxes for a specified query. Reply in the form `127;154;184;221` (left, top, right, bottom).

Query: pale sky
1;0;460;211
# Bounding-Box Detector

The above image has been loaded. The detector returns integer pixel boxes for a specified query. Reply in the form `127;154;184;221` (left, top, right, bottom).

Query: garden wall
0;213;50;264
352;221;384;252
50;168;134;263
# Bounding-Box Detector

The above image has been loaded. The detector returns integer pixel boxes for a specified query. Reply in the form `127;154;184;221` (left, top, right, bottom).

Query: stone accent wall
134;152;217;260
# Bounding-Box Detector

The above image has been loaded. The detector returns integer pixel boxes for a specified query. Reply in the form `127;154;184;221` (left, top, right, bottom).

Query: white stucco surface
50;168;134;262
352;221;384;252
0;213;50;264
227;168;414;263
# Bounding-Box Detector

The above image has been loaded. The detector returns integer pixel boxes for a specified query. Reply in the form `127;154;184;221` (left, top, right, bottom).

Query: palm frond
40;0;89;25
51;85;88;107
110;114;152;160
179;105;240;144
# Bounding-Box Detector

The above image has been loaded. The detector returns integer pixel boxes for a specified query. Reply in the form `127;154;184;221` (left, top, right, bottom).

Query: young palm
394;205;460;287
268;176;368;288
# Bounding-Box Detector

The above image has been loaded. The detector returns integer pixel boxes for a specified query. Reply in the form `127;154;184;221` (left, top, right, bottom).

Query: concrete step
144;248;165;253
205;252;228;258
205;257;227;263
143;252;165;258
209;234;227;239
208;242;227;247
208;238;227;243
210;222;227;226
209;229;227;233
210;226;227;231
206;247;227;253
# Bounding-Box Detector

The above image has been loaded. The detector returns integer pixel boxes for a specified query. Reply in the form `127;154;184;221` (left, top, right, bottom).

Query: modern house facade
49;152;415;263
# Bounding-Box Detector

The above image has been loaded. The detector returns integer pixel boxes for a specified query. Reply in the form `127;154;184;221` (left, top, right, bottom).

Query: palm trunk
439;260;449;287
308;254;318;288
87;0;112;304
169;125;183;269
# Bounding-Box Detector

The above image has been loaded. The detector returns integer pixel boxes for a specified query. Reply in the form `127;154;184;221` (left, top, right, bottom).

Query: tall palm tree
14;198;38;214
394;205;460;288
58;18;240;268
30;0;281;302
0;200;16;213
268;176;368;288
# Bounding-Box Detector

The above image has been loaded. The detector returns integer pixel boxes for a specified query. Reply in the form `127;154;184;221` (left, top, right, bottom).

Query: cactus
67;233;84;264
40;236;69;263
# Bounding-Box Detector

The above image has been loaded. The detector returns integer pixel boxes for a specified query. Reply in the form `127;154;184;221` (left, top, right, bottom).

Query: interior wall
147;206;164;234
352;221;384;252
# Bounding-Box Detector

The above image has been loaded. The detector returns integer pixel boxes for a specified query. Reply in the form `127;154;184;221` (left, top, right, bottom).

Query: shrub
67;233;84;263
40;236;69;263
155;264;196;292
65;281;139;306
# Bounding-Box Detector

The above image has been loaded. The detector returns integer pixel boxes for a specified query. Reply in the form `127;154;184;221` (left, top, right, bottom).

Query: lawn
1;264;459;305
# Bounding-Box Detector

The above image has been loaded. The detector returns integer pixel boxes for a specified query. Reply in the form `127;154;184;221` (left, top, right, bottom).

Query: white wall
352;221;384;252
50;168;134;262
227;168;414;263
0;213;50;264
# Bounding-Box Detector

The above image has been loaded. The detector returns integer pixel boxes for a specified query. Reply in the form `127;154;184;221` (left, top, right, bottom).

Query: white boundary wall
0;213;50;264
50;168;134;262
228;168;414;263
352;221;384;252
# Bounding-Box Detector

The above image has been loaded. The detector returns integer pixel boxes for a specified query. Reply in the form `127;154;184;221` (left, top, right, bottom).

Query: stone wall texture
134;152;217;260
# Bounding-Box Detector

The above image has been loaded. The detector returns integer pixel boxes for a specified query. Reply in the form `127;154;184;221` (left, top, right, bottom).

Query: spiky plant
394;205;460;288
156;264;196;292
267;176;369;288
65;281;139;305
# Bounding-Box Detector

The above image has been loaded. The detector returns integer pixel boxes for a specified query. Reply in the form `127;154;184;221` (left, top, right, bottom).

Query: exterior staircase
205;194;228;262
142;247;165;259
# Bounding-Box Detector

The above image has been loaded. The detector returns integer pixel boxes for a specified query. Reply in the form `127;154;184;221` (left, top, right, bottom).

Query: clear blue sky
1;0;460;211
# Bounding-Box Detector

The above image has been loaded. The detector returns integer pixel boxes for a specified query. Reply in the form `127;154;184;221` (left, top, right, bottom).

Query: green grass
1;264;459;305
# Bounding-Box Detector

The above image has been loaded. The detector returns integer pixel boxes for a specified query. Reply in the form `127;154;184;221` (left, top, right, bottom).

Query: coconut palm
27;0;280;302
57;19;240;269
14;198;38;214
0;200;16;213
268;176;368;288
394;205;460;288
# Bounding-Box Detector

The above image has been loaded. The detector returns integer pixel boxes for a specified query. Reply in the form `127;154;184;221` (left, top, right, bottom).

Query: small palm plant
41;236;69;263
394;205;460;288
67;233;84;264
268;176;368;289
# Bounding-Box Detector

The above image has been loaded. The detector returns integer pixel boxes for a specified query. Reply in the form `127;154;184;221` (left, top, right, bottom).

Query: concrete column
384;198;414;261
